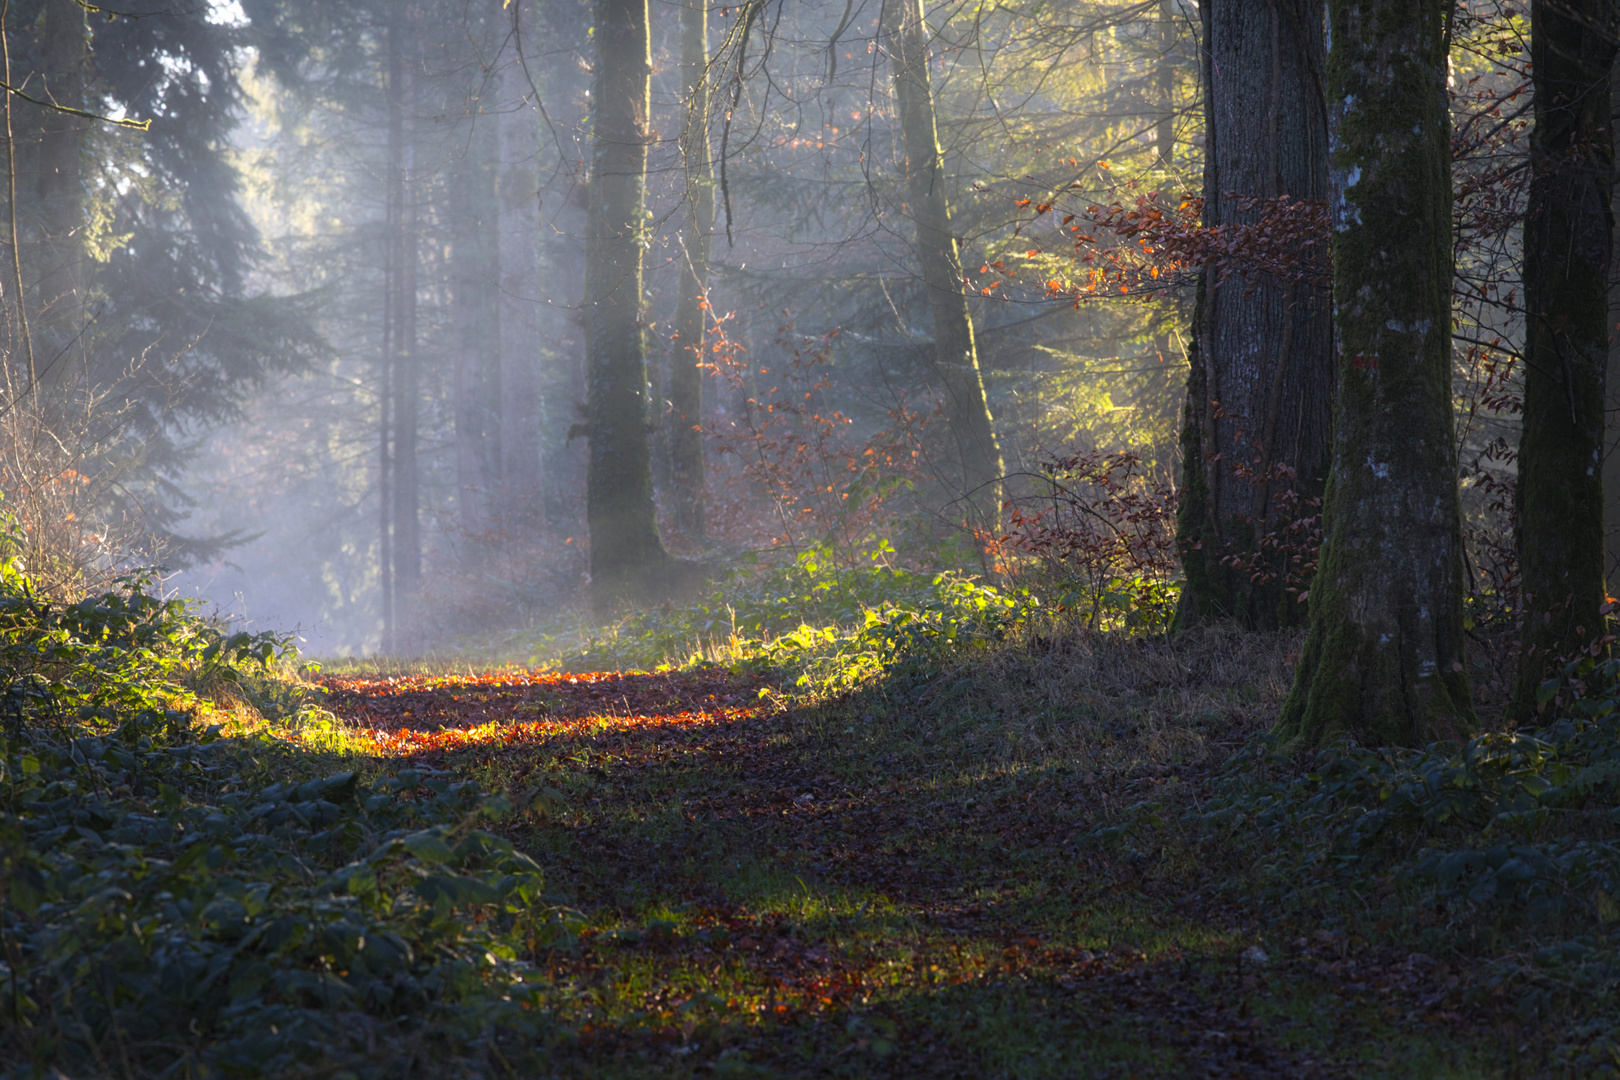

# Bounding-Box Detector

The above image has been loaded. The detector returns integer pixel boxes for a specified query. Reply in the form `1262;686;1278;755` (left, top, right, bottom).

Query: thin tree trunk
498;2;544;528
36;0;86;378
1;0;34;386
391;13;423;649
585;0;672;612
1157;0;1176;169
1174;0;1334;631
380;25;398;654
1278;0;1473;747
538;0;592;529
880;0;1004;533
451;101;503;538
1512;0;1617;715
669;0;713;538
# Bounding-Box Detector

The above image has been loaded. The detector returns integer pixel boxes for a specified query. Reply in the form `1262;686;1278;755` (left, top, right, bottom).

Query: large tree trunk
880;0;1004;533
1513;0;1617;715
497;3;544;529
1278;0;1473;747
451;102;503;538
585;0;671;612
1174;0;1334;631
669;0;713;538
35;0;88;381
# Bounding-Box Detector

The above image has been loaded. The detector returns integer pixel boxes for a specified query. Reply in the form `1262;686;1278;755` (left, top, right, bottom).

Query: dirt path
321;669;1526;1078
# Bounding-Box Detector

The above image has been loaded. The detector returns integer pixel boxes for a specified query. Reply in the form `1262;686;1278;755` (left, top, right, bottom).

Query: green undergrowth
0;551;568;1077
434;541;1179;691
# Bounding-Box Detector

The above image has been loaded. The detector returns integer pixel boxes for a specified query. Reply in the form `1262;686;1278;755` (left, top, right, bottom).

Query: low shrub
566;543;1033;693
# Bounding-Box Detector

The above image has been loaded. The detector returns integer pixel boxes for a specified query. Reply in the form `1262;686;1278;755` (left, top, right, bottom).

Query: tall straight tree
496;3;544;527
388;10;424;650
584;0;673;610
450;99;504;537
669;0;713;538
35;0;87;372
1175;0;1335;630
880;0;1004;531
1513;0;1618;713
1278;0;1473;746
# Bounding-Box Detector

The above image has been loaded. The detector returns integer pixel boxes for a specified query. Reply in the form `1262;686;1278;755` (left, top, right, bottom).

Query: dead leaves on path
320;669;774;758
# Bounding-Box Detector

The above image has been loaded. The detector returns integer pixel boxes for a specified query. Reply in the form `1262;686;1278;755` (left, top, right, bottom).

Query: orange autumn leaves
320;670;773;759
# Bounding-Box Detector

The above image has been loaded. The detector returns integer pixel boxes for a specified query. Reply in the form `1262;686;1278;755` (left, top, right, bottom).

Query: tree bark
880;0;1004;533
1513;0;1617;714
1278;0;1474;747
585;0;672;612
669;0;713;538
1604;43;1620;589
1174;0;1334;631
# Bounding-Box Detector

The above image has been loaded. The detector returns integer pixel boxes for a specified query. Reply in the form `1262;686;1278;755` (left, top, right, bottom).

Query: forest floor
316;631;1551;1079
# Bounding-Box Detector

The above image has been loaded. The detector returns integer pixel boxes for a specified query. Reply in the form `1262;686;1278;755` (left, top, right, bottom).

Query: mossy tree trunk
1512;0;1618;714
585;0;672;612
880;0;1004;533
1175;0;1334;631
1277;0;1474;747
669;0;713;538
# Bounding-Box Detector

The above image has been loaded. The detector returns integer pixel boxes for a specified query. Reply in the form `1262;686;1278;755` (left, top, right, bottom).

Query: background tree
1513;0;1618;713
880;0;1005;533
1174;0;1334;630
669;0;713;538
1278;0;1474;746
170;0;1208;651
3;0;317;563
584;0;674;610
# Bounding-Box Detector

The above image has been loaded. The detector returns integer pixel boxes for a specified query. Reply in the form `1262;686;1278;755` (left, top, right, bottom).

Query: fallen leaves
321;669;774;760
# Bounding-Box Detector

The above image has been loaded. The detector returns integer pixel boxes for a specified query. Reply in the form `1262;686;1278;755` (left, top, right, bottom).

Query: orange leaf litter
319;670;772;758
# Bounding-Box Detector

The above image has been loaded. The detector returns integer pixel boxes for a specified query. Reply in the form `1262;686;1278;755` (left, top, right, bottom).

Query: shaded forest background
0;0;1570;666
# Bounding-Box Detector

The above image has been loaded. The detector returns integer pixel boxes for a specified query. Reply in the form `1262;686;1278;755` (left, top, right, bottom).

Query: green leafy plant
0;539;569;1077
568;542;1032;693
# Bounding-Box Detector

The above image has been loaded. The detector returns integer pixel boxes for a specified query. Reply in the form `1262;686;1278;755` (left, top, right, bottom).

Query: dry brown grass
892;620;1305;772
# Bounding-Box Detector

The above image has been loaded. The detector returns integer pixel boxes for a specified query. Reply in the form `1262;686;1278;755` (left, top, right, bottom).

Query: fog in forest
1;0;1536;659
